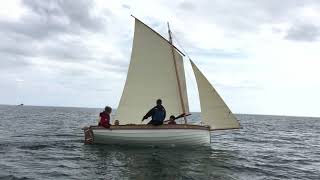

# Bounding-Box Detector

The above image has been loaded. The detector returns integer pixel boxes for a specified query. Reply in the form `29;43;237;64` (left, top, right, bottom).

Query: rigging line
171;32;192;61
168;22;188;124
171;31;202;124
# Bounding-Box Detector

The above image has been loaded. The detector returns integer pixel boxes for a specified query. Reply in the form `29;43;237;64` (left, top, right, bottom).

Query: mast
167;22;187;124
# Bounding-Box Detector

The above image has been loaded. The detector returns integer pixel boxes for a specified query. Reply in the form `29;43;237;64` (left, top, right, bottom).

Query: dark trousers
148;120;163;126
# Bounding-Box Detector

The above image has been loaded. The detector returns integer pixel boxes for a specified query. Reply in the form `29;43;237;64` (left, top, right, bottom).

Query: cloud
285;23;320;42
178;1;194;11
215;80;263;90
176;0;312;32
0;32;35;57
0;0;107;41
121;4;131;10
189;48;248;59
0;0;116;73
41;38;94;61
1;0;320;116
0;53;32;69
21;0;105;37
0;0;127;110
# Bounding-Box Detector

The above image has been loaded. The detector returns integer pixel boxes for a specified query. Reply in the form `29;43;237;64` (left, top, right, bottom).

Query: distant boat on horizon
17;104;24;106
83;16;240;146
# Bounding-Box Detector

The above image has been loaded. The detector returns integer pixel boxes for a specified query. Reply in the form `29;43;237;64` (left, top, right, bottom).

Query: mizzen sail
115;18;189;124
190;60;240;130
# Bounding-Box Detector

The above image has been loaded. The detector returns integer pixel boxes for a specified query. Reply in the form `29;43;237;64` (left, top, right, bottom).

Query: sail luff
190;60;240;130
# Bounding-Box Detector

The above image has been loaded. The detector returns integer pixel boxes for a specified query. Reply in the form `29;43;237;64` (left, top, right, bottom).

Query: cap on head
170;115;175;120
156;99;162;105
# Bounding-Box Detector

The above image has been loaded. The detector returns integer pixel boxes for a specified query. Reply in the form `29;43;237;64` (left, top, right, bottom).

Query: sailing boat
83;16;240;146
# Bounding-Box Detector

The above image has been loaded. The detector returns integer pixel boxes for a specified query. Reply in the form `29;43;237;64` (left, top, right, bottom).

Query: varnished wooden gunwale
88;124;210;131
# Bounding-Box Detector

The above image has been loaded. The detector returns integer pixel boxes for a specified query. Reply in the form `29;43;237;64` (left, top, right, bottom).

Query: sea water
0;105;319;180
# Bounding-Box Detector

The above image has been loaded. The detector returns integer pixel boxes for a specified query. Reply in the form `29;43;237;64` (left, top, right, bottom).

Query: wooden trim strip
89;124;210;131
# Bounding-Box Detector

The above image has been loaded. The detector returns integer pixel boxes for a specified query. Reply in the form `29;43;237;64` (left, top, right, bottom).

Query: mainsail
115;18;189;124
190;60;240;130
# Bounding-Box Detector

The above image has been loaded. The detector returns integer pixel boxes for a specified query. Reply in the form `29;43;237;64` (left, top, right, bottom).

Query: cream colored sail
190;60;240;130
115;19;189;124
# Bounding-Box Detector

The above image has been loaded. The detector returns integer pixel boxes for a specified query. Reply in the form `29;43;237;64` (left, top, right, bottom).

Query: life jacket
99;112;111;128
152;106;165;122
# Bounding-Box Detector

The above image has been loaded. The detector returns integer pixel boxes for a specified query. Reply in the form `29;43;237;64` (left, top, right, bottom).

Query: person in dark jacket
98;106;112;128
142;99;166;125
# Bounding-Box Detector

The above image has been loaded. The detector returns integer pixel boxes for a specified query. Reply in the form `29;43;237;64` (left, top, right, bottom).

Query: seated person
98;106;112;128
164;113;191;125
166;115;177;125
142;99;166;126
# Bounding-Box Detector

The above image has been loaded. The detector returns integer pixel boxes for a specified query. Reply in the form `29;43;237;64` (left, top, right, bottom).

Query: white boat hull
85;125;211;146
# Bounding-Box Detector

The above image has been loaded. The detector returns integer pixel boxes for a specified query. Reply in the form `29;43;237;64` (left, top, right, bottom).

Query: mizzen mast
167;22;188;124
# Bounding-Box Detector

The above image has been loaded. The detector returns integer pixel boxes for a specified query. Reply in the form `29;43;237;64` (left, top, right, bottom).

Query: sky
0;0;320;117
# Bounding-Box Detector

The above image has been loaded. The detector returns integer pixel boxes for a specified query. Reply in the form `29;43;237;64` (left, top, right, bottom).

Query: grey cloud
0;0;115;72
56;77;113;94
177;0;319;34
100;58;129;74
216;81;263;90
41;39;93;61
285;23;320;42
172;30;248;59
171;0;320;59
190;48;247;59
92;88;112;92
103;64;128;74
0;53;32;69
0;0;106;40
22;0;106;34
0;18;69;40
122;4;131;10
54;57;128;79
0;30;92;63
61;68;89;77
0;33;33;70
178;1;195;10
0;32;37;57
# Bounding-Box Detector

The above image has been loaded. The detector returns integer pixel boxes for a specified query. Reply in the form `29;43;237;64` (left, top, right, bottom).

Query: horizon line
1;103;319;119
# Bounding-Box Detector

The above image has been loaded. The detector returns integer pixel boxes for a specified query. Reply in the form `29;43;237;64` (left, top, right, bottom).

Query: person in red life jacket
142;99;166;126
98;106;112;128
164;113;191;125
